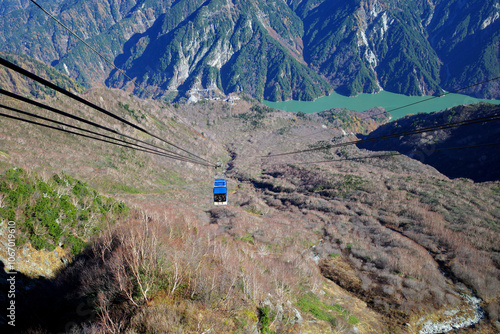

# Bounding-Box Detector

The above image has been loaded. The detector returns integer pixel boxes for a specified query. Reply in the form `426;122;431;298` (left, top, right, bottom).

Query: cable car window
213;178;227;205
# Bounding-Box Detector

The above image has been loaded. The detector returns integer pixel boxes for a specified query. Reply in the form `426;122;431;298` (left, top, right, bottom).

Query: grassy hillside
0;75;499;333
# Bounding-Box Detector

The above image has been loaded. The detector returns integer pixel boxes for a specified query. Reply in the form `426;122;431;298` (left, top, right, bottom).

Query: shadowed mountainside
1;0;499;100
358;103;500;182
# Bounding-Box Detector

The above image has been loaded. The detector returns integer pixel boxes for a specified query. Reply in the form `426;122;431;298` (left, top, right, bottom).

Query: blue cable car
213;178;227;205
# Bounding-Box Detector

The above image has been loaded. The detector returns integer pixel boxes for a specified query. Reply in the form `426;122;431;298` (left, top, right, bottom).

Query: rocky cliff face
107;0;331;101
0;0;498;100
295;0;498;97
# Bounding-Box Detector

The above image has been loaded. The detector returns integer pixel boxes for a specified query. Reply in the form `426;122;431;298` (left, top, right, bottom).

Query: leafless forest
0;88;499;333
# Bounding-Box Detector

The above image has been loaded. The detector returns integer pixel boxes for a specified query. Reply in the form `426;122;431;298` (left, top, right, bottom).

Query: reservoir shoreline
263;91;500;120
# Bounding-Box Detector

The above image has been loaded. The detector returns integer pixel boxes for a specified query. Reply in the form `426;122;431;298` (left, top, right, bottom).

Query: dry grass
224;150;500;328
2;85;499;332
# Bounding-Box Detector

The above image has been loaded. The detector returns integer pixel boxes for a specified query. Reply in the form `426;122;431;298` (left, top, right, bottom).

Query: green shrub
296;292;336;326
31;234;48;251
72;180;89;197
66;234;87;255
258;306;276;334
236;233;254;244
0;168;129;254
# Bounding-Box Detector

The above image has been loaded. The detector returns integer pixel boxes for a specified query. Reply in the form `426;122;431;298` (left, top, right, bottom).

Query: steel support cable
0;103;210;166
382;76;500;117
0;109;214;167
285;76;500;140
28;0;204;144
263;108;500;158
28;0;140;89
0;57;214;166
268;142;500;165
0;89;206;165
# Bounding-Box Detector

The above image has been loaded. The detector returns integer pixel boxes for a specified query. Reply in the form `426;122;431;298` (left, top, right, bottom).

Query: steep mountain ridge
427;0;500;98
108;0;331;101
0;0;169;86
0;0;498;101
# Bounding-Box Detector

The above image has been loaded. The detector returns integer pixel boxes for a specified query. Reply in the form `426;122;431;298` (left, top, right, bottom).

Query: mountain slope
295;0;442;96
297;0;381;96
107;0;332;101
0;0;498;100
358;103;500;182
428;0;500;98
0;0;168;86
0;52;84;98
0;67;499;331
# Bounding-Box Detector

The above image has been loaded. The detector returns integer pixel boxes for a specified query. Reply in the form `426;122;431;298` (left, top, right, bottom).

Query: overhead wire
263;107;500;158
0;108;214;167
28;0;140;90
0;88;207;165
0;103;211;166
0;56;215;166
264;142;500;165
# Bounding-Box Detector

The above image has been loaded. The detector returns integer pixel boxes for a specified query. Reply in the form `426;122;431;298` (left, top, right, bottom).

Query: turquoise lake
263;91;500;120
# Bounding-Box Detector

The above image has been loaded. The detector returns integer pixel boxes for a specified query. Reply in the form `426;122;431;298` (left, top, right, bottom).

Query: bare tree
119;219;159;303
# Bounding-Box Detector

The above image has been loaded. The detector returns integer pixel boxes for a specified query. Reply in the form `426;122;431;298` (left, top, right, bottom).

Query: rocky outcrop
0;0;498;100
0;241;69;279
417;294;485;334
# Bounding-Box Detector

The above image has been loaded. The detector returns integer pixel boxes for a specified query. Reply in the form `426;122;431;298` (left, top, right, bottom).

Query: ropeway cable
0;56;215;166
268;142;500;165
0;88;207;164
0;103;211;166
28;0;140;90
0;109;214;167
263;108;500;158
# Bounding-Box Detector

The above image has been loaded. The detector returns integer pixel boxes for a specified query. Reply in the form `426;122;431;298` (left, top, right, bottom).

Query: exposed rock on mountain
0;0;498;100
108;0;331;102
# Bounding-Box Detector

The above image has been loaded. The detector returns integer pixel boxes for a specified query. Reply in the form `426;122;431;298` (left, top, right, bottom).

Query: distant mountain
107;0;331;101
427;0;500;99
293;0;442;96
293;0;500;98
358;103;500;182
0;0;499;100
